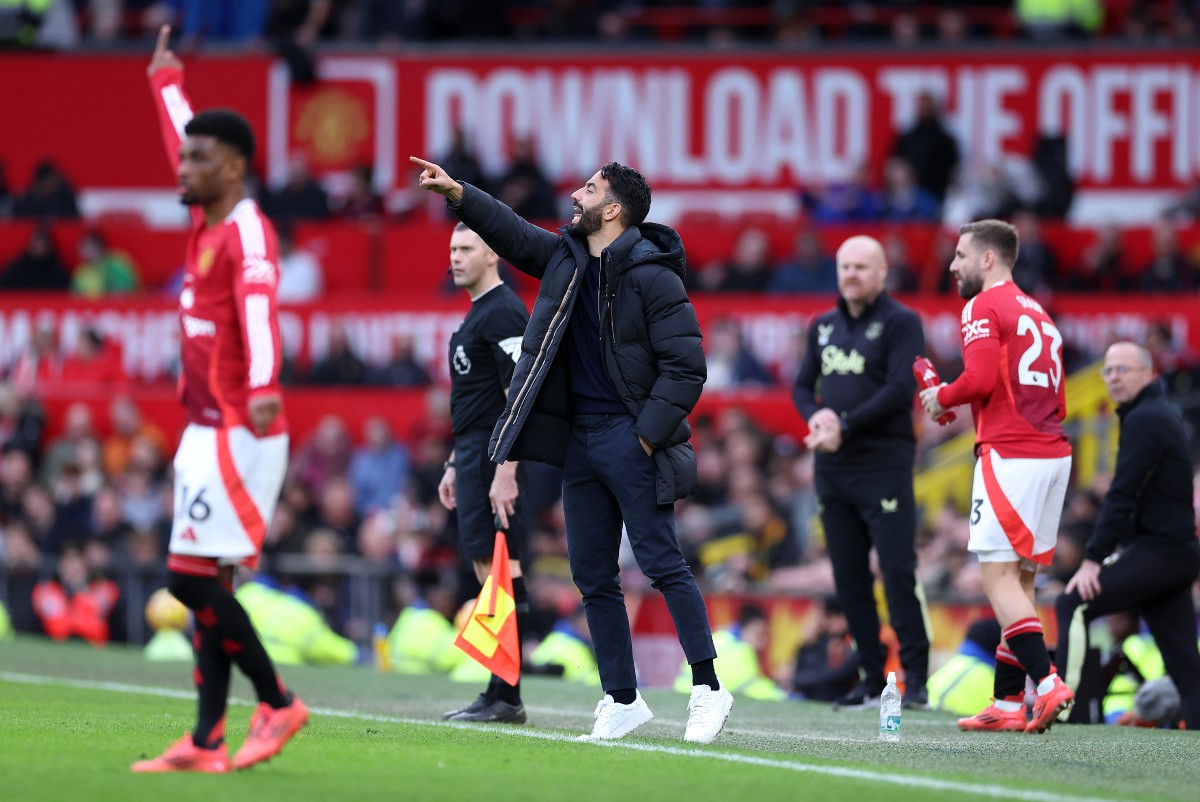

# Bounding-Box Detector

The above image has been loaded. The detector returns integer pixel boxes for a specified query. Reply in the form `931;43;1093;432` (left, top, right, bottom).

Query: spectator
1011;210;1057;295
496;136;558;220
348;416;410;517
13;160;79;219
1139;219;1199;292
39;402;97;486
891;92;960;203
71;231;141;297
768;229;837;294
1017;0;1103;39
0;383;45;461
60;328;128;387
879;157;941;222
882;230;920;293
1032;134;1074;218
307;326;367;385
178;0;269;43
0;160;13;218
336;164;385;220
712;226;774;292
439;127;490;197
0;447;34;525
276;225;324;303
101;395;167;478
804;165;882;224
371;333;432;387
88;485;133;546
704;318;774;389
288;414;352;493
315;475;359;545
0;227;71;291
928;618;1003;715
1064;224;1127;292
9;325;62;398
261;152;330;220
354;0;428;41
674;604;786;701
790;595;861;702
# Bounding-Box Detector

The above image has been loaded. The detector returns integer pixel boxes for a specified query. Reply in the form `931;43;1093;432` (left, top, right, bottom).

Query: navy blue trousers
563;413;715;691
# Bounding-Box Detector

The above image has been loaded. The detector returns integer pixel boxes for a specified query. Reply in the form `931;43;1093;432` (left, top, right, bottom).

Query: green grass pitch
1;636;1195;801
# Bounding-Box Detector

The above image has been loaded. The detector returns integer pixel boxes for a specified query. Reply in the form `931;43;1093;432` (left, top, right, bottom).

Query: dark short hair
959;219;1019;267
453;221;472;233
185;109;256;163
737;604;768;628
599;162;651;228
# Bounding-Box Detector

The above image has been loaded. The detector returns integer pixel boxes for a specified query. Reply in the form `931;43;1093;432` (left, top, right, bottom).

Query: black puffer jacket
449;183;706;504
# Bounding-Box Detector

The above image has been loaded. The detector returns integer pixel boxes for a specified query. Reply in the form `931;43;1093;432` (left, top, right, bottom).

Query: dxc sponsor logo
821;345;865;375
962;318;990;345
242;256;277;286
182;314;216;338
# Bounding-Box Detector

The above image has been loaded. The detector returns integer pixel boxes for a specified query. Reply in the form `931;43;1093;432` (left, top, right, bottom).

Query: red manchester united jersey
150;68;286;435
937;281;1069;458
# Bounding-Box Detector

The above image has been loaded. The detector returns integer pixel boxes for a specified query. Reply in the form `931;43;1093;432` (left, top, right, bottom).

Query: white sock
994;699;1023;712
1036;673;1058;696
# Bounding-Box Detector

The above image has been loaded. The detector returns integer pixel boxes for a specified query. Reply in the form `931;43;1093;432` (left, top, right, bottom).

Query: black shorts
454;429;524;563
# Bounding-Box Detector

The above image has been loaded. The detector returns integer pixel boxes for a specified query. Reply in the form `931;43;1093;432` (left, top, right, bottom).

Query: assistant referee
438;222;531;724
792;234;931;709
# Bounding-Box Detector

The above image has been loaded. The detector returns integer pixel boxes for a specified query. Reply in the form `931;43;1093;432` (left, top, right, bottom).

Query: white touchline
0;671;1121;802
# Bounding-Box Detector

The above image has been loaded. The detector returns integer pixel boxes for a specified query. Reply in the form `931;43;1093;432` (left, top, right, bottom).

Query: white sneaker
683;685;734;744
577;692;654;741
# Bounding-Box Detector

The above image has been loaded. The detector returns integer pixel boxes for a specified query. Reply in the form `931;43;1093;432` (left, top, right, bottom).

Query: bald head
1102;341;1156;405
836;235;888;316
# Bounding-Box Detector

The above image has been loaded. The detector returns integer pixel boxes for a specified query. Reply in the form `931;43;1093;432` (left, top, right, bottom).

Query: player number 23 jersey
958;281;1070;458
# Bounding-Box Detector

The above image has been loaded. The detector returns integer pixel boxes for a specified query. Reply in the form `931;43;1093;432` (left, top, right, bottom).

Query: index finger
155;24;171;54
408;156;436;171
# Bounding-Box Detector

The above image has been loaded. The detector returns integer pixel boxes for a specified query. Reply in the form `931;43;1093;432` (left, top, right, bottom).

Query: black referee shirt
449;282;530;436
792;292;925;472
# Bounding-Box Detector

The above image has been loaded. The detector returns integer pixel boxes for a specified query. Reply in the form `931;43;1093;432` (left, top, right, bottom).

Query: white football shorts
968;448;1071;568
168;423;288;570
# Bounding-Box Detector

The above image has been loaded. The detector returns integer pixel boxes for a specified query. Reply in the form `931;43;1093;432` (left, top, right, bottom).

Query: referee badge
453;344;472;374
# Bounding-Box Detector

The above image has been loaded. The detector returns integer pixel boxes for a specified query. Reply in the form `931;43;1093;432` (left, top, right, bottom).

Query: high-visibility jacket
144;629;193;662
1103;634;1172;722
530;624;600;686
387;602;460;674
236;582;356;667
928;641;996;716
674;628;786;701
0;600;12;641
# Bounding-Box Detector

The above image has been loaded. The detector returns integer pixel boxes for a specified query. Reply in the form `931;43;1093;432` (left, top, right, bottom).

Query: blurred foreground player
132;26;307;773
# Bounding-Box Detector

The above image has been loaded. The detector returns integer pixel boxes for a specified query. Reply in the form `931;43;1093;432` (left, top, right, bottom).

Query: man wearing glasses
1055;342;1200;730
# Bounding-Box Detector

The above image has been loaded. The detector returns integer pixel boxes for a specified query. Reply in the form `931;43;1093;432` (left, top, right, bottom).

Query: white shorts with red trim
968;448;1071;567
168;423;288;570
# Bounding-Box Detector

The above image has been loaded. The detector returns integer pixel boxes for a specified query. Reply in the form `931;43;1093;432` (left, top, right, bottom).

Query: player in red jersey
919;220;1075;734
132;26;307;774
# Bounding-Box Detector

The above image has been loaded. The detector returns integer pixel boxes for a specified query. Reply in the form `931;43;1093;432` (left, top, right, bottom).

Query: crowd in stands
3;147;1200;300
3;1;1200;49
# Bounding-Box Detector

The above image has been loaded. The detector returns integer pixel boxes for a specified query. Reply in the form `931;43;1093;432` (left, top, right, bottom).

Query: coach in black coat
411;156;731;743
1057;342;1200;729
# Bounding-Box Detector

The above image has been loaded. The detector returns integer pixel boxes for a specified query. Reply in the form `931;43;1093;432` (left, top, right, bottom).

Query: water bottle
913;356;956;426
879;672;902;742
373;622;391;672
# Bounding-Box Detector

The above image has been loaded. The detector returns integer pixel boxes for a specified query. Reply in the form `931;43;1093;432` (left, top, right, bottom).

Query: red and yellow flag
453;531;520;685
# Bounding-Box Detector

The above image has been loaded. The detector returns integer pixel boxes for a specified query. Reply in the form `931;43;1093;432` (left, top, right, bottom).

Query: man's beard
569;204;604;238
957;272;984;299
